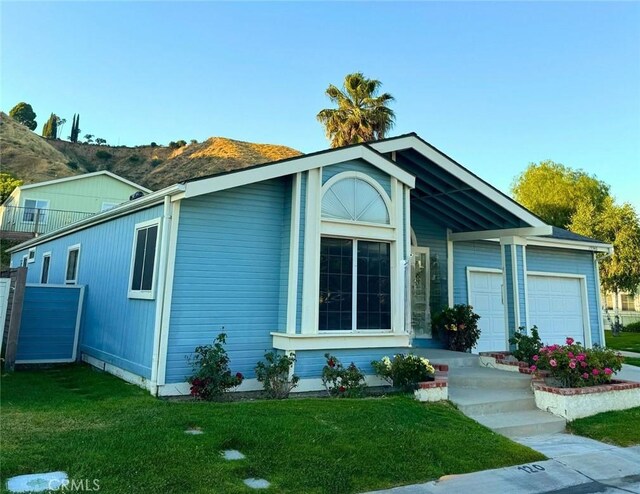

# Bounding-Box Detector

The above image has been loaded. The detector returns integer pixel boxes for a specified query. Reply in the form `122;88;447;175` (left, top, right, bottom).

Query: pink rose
582;373;589;379
581;361;588;368
550;359;557;367
532;355;539;361
566;337;574;345
576;354;585;361
567;352;574;358
592;368;599;376
604;368;613;375
530;365;537;371
569;361;576;369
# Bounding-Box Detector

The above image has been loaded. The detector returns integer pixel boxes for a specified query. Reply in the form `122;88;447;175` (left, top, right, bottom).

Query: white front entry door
468;269;506;353
528;274;587;346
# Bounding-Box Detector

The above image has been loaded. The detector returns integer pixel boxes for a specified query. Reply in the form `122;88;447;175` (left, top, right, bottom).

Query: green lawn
624;357;640;367
605;331;640;353
0;365;544;494
568;407;640;447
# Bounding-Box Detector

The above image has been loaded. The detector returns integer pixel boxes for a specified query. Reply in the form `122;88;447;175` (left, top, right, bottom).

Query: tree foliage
42;113;58;139
0;172;23;203
317;72;395;148
570;198;640;293
9;102;37;130
512;161;610;228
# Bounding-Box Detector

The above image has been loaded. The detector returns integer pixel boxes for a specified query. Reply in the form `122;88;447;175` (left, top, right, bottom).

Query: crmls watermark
48;479;101;491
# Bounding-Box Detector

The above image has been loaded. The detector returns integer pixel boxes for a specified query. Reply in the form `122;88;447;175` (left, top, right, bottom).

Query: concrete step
469;410;566;438
448;367;532;389
449;388;537;415
412;349;480;368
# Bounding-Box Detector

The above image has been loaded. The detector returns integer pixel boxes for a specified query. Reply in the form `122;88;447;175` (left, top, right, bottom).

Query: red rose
328;359;335;368
236;372;244;380
338;386;346;392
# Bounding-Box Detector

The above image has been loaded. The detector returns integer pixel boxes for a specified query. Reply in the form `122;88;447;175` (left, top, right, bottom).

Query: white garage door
528;275;586;346
468;270;506;353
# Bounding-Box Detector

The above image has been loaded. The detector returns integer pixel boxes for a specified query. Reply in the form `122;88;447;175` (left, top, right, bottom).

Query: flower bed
414;364;449;402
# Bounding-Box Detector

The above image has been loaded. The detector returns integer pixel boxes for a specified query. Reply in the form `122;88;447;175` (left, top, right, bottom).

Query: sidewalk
364;434;640;494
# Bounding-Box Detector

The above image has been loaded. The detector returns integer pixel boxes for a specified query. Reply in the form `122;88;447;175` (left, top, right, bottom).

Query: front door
411;247;431;338
468;268;506;353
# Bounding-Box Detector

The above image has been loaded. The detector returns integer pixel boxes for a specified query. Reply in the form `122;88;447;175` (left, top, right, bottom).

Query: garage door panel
469;271;505;353
528;275;585;347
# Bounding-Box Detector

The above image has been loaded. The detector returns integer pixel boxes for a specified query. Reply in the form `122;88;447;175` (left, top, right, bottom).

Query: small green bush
187;333;243;400
321;354;366;398
150;142;158;147
95;150;112;160
150;158;163;167
254;351;299;399
128;155;141;163
623;321;640;333
371;354;435;391
67;161;78;170
509;326;542;365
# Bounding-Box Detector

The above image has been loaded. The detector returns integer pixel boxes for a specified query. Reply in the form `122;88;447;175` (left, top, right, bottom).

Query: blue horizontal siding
504;246;516;333
452;241;502;304
11;204;163;378
322;159;391;196
526;246;602;346
165;179;289;384
16;286;81;361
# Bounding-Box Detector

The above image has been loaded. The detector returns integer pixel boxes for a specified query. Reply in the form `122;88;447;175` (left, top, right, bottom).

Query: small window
23;199;49;224
21;255;28;268
129;219;160;299
101;202;119;212
27;247;36;263
621;294;635;312
322;176;390;224
41;253;51;284
65;244;81;285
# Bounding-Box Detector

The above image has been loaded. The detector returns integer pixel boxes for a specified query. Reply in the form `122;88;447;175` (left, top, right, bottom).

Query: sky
2;1;639;210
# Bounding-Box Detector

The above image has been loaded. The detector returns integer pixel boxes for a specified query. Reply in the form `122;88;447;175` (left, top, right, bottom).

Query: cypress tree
70;113;81;143
42;113;57;139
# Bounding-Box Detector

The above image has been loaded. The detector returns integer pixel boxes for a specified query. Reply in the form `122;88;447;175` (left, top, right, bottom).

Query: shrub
190;139;198;145
67;161;78;170
150;142;158;147
432;304;481;352
371;354;435;391
533;337;624;388
150;158;163;167
509;326;542;365
128;155;141;162
321;354;366;398
254;351;299;399
623;321;640;333
187;333;243;400
95;150;112;160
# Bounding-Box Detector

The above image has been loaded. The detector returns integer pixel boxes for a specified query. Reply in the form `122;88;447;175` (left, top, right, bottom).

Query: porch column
500;236;528;346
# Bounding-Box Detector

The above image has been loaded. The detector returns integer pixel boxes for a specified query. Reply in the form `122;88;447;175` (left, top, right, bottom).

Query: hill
0;112;302;191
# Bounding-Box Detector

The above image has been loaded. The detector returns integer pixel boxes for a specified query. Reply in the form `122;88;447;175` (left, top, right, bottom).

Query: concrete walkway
364;434;640;494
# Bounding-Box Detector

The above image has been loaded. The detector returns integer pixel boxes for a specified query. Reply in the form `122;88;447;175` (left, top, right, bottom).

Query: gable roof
15;171;151;194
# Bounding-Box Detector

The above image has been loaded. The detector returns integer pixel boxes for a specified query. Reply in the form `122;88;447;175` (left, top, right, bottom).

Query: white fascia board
183;146;415;200
271;332;411;351
449;226;553;242
525;237;613;254
18;170;152;193
6;184;185;253
370;136;546;227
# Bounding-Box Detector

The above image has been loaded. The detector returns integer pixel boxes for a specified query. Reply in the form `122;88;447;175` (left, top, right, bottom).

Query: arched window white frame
321;172;392;226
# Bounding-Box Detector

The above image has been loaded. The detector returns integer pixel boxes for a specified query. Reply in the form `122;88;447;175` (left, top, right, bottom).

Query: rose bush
432;304;481;352
371;354;435;391
532;337;624;388
321;354;366;398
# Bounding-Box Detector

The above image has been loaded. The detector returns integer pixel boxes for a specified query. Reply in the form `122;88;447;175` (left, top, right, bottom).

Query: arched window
321;176;390;224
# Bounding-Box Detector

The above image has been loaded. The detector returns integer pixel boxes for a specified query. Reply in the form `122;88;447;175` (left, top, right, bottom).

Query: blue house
9;134;612;395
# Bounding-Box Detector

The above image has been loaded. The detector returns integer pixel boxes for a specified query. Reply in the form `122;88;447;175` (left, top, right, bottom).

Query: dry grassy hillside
1;112;302;191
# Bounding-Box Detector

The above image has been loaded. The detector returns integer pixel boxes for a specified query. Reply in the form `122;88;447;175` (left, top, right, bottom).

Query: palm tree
317;72;395;148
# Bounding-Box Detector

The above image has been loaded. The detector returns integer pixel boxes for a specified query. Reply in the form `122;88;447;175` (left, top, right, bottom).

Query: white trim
271;332;411;351
0;279;11;355
17;170;151;193
7;185;185;253
321;170;392;225
392;179;404;333
301;168;322;334
449;226;552;242
40;251;51;284
526;271;592;348
20;255;28;268
525;237;612;254
16;284;84;364
523;246;530;329
286;173;301;334
370;135;546;227
157;201;181;386
27;247;36;264
500;245;510;348
511;244;521;329
127;218;162;300
320;221;395;240
82;354;156;394
466;267;507;351
447;229;454;307
411;246;431;338
150;198;173;388
183;146;415;200
404;187;412;333
101;201;120;212
594;253;606;347
64;243;81;285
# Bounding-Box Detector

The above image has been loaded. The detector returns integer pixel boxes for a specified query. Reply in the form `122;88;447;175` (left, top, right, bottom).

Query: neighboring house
1;171;151;237
8;134;612;396
602;289;640;329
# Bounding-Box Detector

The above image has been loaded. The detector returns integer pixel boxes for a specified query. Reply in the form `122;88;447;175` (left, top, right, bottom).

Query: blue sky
2;2;639;210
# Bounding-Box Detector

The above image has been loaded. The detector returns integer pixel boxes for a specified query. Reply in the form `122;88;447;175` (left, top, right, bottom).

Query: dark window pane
319;238;353;331
141;225;158;290
41;256;50;284
131;229;147;290
356;241;391;330
66;249;78;282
